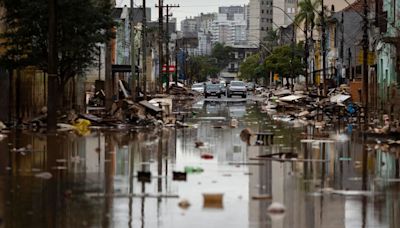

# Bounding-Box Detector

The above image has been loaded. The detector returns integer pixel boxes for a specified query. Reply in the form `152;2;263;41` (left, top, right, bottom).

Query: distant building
181;17;198;37
210;11;247;46
248;0;273;47
219;5;245;20
197;32;212;55
272;0;297;28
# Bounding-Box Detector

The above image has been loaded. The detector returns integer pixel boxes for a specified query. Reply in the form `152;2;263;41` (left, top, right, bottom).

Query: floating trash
267;202;286;214
252;194;272;200
56;159;67;163
173;171;187;181
184;166;204;174
195;141;204;148
52;166;67;170
138;171;151;183
201;153;214;160
203;193;223;209
34;172;53;180
178;199;191;209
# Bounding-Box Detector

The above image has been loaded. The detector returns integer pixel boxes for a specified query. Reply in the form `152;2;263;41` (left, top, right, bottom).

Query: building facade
248;0;273;47
210;10;247;46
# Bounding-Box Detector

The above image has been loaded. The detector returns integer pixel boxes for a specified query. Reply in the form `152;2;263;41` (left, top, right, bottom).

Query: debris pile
258;86;363;129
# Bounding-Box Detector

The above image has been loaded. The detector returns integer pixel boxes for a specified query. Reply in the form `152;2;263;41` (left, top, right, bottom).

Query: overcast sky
117;0;249;28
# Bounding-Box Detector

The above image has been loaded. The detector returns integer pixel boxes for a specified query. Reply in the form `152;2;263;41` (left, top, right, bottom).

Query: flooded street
0;99;399;228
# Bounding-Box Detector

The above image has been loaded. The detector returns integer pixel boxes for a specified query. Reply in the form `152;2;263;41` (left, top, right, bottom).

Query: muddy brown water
0;100;399;228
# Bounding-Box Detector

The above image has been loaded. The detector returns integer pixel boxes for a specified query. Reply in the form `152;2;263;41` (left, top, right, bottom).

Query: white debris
0;121;6;131
34;172;53;179
267;202;286;214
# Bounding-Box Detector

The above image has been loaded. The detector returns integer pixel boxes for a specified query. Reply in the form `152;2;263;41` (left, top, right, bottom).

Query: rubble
203;193;223;209
178;199;191;209
267;202;286;214
34;172;53;179
0;121;6;131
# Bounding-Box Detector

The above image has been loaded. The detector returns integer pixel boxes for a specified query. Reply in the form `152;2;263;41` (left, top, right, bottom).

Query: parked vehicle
219;81;227;94
191;83;204;94
246;82;256;91
227;81;247;98
205;83;223;98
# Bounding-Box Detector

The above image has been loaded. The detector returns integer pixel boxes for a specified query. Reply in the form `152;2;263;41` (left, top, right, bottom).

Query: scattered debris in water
173;171;187;181
195;141;204;148
203;193;223;209
178;199;191;209
201;153;214;159
137;171;152;183
34;172;53;179
252;194;272;200
267;202;286;214
184;166;204;174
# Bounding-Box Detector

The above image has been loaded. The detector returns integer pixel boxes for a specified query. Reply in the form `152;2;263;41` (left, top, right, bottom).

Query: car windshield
192;83;203;88
207;84;220;89
230;81;245;86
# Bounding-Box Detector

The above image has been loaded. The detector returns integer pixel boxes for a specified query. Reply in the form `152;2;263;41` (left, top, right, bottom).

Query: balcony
227;68;239;73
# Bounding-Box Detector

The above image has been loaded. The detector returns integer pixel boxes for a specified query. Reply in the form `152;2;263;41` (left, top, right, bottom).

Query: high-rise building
219;5;245;20
181;17;199;37
210;12;247;46
273;0;297;28
248;0;273;47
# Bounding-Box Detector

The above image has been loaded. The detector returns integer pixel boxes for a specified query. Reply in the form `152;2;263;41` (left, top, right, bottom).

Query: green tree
264;43;305;85
189;56;220;82
239;54;265;82
211;42;233;71
264;30;279;50
295;0;320;39
0;0;114;105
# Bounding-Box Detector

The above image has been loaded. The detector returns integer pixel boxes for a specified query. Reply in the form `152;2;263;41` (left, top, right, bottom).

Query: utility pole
291;23;295;92
47;0;57;132
304;17;309;91
156;1;163;93
362;0;369;110
340;12;344;85
165;4;179;91
142;0;147;99
175;39;179;85
130;0;137;101
321;0;327;96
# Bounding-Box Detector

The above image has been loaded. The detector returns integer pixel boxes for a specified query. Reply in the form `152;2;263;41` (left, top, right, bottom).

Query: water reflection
0;100;399;228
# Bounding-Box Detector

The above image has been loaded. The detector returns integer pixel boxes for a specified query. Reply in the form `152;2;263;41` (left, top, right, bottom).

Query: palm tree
295;0;321;89
264;29;279;50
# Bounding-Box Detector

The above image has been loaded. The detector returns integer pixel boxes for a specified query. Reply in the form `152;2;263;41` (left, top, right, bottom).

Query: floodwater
0;99;399;228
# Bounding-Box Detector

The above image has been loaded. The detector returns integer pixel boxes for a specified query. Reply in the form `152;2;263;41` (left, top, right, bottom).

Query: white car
227;81;247;98
191;83;204;94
